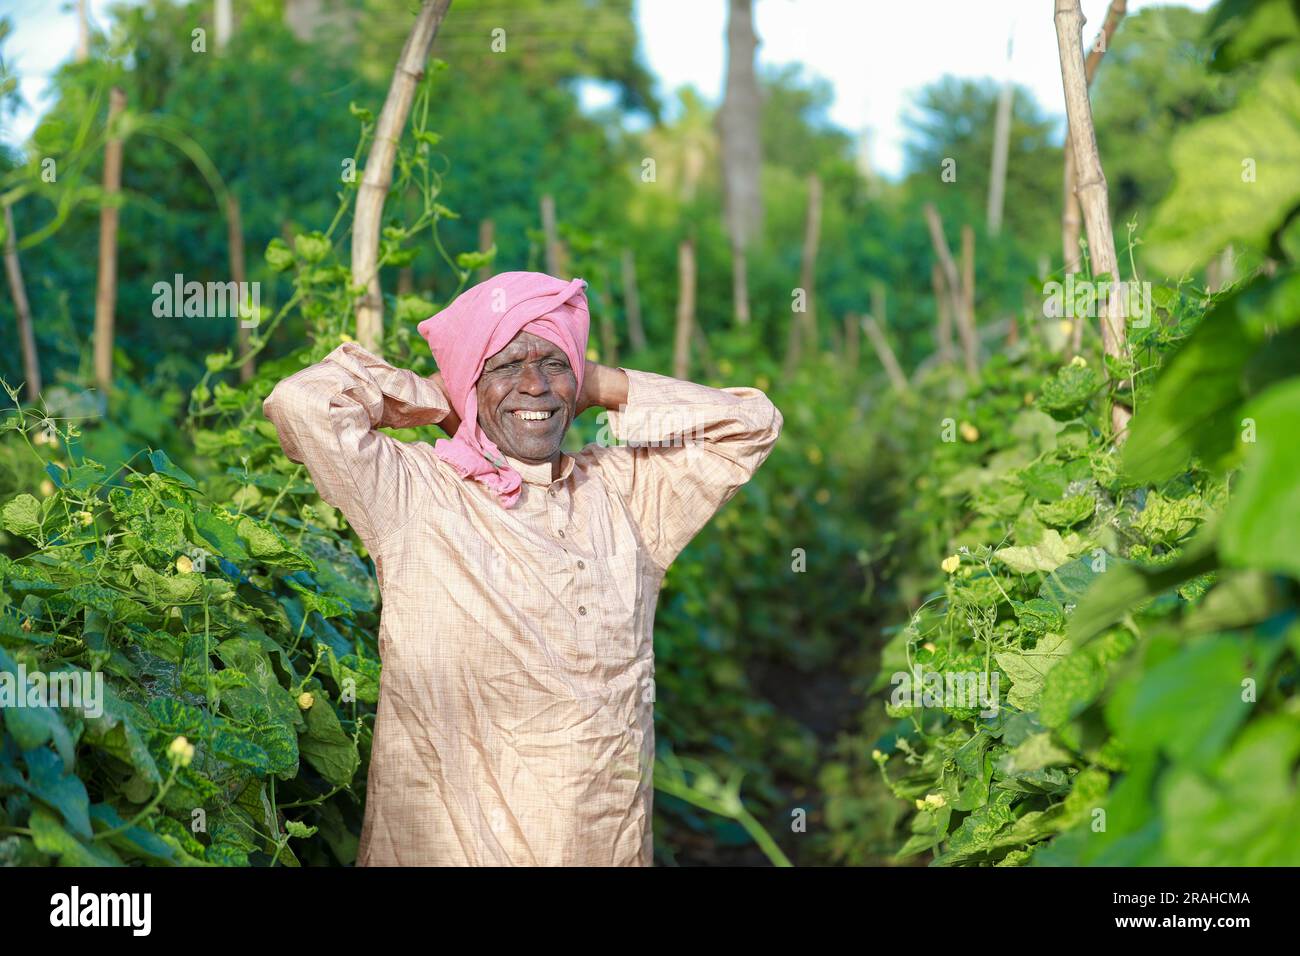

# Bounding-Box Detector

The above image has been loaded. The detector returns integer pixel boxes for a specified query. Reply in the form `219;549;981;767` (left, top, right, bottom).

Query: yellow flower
814;488;831;505
922;641;937;652
1071;355;1087;368
175;555;194;574
167;735;195;767
586;346;599;361
297;692;315;711
871;749;884;762
39;479;55;497
76;510;94;526
959;421;979;442
941;554;961;574
915;798;927;810
924;793;947;809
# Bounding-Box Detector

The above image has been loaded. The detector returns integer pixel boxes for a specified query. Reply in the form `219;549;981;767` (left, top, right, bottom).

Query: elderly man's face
475;330;577;463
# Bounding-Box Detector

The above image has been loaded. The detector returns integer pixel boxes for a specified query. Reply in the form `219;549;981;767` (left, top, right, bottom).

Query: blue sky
4;0;1215;178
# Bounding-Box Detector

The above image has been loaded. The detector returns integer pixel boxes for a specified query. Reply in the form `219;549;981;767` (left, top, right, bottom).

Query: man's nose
517;363;549;394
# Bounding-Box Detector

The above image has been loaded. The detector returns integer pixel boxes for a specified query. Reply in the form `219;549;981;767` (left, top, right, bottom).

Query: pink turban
416;271;590;508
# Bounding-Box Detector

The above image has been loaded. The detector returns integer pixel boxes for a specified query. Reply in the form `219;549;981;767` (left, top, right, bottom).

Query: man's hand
427;371;461;436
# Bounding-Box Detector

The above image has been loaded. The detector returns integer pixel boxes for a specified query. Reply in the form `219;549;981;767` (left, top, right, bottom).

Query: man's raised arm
579;362;784;570
262;340;453;552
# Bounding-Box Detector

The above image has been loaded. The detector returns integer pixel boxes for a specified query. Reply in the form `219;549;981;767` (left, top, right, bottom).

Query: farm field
0;0;1298;880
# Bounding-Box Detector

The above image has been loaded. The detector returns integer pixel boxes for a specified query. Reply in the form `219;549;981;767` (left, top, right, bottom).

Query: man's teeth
513;410;553;421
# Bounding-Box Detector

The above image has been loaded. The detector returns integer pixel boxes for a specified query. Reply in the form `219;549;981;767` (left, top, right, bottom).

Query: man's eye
546;360;568;371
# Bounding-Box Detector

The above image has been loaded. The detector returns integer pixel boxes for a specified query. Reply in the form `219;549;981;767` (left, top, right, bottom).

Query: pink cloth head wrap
416;271;590;508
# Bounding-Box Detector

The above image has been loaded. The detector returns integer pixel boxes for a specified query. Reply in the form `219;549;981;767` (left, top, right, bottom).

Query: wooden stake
798;173;823;355
862;315;909;395
1055;0;1132;439
477;217;494;282
595;270;618;367
844;312;859;369
931;262;954;364
225;193;254;382
93;86;125;398
540;194;561;277
1062;0;1126;279
620;247;646;352
351;0;452;352
961;223;978;373
3;203;40;401
673;237;695;380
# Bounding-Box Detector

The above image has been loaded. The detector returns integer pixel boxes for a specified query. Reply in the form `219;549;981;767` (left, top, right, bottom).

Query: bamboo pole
3;203;40;401
673;237;695;380
862;315;909;395
961;223;977;370
76;0;90;61
931;262;954;364
1062;0;1126;277
731;241;751;326
798;173;823;356
93;87;125;398
540;194;561;276
477;217;494;282
924;204;976;375
1055;0;1132;439
225;193;254;382
620;247;646;352
987;33;1015;236
595;271;618;367
351;0;452;352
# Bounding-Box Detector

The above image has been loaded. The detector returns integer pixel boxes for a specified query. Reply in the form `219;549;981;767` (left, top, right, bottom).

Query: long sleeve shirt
262;341;783;866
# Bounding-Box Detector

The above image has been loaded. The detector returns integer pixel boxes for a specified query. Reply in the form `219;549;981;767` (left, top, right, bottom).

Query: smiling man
262;271;782;866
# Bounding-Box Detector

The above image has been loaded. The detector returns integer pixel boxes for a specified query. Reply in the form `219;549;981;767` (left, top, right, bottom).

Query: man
263;271;782;865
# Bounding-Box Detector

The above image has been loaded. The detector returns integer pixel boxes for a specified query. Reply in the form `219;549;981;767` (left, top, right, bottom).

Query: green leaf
1032;494;1095;528
2;493;43;540
1147;51;1300;274
22;746;92;840
1122;292;1262;484
298;695;360;787
1106;634;1258;769
1160;715;1300;865
1221;378;1300;578
995;632;1071;711
995;529;1073;574
265;237;295;272
1036;365;1100;420
28;805;123;866
192;509;250;562
1067;534;1218;647
235;516;315;572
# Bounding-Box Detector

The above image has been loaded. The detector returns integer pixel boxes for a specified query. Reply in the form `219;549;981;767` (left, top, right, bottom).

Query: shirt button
557;529;565;537
577;560;585;570
578;605;587;616
549;489;556;497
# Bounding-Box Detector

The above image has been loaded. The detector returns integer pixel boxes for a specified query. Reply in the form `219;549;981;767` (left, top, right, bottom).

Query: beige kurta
262;341;782;865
